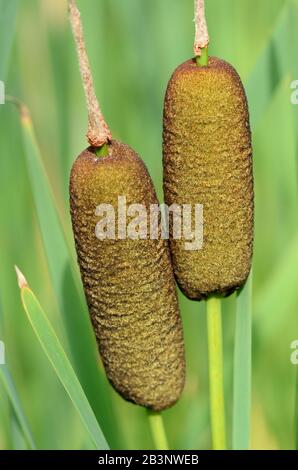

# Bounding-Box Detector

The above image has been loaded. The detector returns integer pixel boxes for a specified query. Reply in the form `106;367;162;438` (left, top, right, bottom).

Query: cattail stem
68;0;112;149
206;297;226;450
95;143;109;157
194;0;209;62
147;410;169;450
196;47;208;66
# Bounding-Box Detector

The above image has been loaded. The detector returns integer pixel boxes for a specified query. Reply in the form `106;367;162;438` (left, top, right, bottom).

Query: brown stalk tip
15;266;28;289
68;0;112;147
194;0;209;57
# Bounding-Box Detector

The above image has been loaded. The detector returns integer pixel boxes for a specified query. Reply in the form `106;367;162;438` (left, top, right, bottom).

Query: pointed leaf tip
15;266;28;289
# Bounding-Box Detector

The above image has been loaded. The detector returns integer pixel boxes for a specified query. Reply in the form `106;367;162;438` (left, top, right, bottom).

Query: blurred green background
0;0;298;450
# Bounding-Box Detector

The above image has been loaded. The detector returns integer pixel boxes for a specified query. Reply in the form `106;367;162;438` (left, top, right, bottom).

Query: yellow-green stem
147;410;169;450
95;143;109;157
206;296;226;450
196;47;209;66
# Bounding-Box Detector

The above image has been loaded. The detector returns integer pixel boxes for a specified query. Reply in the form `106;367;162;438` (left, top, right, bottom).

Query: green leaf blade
18;275;109;450
0;366;36;450
0;294;36;450
232;273;252;450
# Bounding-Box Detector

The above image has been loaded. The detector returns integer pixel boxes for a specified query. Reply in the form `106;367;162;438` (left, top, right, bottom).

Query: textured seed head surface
70;140;185;410
163;57;254;300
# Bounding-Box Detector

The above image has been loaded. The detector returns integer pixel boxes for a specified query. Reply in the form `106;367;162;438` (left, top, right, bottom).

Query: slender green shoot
196;47;209;66
147;410;169;450
206;296;226;450
233;273;252;449
95;143;109;157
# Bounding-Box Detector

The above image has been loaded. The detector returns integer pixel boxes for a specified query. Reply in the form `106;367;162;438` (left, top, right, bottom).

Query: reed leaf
15;267;109;450
0;366;36;450
232;273;252;450
0;299;36;450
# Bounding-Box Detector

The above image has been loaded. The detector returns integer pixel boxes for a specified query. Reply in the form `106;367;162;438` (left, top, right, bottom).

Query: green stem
95;143;109;157
206;296;226;450
233;274;252;450
196;47;209;66
147;410;169;450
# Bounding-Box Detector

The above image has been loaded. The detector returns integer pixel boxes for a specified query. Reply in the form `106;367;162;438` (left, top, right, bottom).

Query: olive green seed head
163;57;254;300
70;140;185;410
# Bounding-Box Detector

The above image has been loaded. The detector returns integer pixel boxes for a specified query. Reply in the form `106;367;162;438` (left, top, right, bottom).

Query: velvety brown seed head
163;58;254;300
70;140;185;410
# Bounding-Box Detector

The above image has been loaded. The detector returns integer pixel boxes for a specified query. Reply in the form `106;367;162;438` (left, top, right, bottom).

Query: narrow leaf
255;234;298;339
246;3;289;129
0;296;36;450
16;267;109;450
232;273;252;449
0;366;36;450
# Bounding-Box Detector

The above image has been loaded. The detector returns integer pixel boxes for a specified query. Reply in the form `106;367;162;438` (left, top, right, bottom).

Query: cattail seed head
70;141;185;410
163;58;254;300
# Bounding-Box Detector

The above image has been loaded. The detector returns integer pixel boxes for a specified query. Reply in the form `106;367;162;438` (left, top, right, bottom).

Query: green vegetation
0;0;297;450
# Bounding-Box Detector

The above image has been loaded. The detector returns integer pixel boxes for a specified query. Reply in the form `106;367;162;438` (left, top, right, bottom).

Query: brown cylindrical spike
70;141;185;410
163;58;254;300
